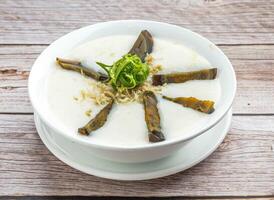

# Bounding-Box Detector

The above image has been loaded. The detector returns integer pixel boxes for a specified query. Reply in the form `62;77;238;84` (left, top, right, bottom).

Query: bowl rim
28;19;237;151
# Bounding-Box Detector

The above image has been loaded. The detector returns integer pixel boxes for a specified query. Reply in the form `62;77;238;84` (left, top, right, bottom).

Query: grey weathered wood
0;0;274;45
0;114;273;196
1;45;274;114
0;87;31;113
1;0;274;198
220;45;274;60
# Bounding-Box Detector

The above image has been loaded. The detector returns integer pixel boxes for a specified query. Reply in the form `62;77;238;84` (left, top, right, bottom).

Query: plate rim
34;109;232;181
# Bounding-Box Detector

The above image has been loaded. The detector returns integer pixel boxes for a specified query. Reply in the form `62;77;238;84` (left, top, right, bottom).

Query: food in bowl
46;30;221;146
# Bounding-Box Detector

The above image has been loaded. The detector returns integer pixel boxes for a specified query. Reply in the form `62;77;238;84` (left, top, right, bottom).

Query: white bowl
28;20;236;163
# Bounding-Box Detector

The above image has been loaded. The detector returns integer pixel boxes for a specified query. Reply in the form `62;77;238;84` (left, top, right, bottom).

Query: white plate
34;109;232;181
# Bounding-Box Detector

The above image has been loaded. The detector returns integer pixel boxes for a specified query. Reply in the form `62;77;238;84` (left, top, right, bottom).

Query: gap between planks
0;196;274;200
2;43;274;46
0;113;273;116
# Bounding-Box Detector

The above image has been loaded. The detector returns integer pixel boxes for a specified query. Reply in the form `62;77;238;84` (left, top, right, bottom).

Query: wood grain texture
1;0;274;198
0;114;273;196
0;45;274;114
0;0;274;45
1;197;274;200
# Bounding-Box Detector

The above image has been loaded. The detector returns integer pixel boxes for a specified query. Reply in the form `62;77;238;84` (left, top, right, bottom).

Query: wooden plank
220;45;274;60
0;114;273;196
0;45;44;113
0;45;43;88
0;45;274;114
1;197;274;200
0;87;31;113
0;0;274;45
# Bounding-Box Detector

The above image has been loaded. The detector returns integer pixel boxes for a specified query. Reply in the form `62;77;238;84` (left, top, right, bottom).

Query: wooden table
0;0;274;199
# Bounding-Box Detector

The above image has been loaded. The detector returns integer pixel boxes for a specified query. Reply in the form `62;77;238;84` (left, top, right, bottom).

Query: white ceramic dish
29;20;236;163
34;109;232;180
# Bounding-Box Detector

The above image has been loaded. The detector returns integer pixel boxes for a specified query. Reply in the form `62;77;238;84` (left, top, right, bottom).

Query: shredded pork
75;55;163;106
